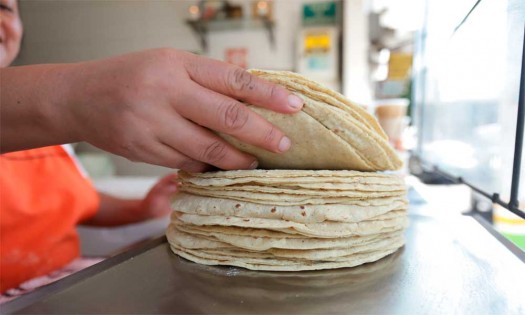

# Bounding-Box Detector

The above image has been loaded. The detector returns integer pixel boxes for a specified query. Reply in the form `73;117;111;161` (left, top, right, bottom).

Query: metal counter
3;211;525;314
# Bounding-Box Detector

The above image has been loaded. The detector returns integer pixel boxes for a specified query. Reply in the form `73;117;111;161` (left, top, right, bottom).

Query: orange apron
0;145;100;292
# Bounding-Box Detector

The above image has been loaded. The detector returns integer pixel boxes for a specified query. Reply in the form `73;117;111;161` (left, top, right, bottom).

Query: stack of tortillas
167;70;407;271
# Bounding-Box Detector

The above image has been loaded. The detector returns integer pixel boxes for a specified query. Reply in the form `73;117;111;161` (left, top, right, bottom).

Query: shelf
186;18;275;51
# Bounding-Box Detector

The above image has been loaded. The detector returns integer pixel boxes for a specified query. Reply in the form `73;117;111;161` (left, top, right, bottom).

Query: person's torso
0;145;99;292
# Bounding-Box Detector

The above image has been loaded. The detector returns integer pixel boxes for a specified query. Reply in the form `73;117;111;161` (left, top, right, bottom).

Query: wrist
51;62;86;143
37;63;85;144
103;198;144;225
87;195;144;226
0;64;84;152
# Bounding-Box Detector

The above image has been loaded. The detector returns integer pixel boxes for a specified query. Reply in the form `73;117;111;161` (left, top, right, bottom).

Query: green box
302;1;339;26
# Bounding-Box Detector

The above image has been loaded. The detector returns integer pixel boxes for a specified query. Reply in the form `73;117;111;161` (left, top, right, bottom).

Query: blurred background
13;0;524;254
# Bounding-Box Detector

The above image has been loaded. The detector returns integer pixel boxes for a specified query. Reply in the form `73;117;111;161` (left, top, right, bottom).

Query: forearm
1;48;302;171
0;64;81;152
81;192;146;227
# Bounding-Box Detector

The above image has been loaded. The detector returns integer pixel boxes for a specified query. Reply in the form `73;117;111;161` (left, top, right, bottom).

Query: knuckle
201;141;228;164
219;100;249;131
228;67;254;93
113;125;151;163
153;48;175;63
120;140;144;162
134;138;150;153
120;144;141;163
268;84;278;99
113;134;135;157
263;126;278;144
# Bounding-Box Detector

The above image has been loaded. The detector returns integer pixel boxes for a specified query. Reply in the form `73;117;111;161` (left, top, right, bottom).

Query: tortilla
168;224;403;252
169;232;404;261
171;244;401;271
172;193;407;224
178;169;402;180
248;69;388;139
174;212;408;238
179;186;405;205
217;70;402;171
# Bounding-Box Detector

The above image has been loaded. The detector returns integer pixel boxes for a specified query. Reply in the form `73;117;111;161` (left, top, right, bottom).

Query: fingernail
249;160;258;169
278;136;291;152
288;94;304;110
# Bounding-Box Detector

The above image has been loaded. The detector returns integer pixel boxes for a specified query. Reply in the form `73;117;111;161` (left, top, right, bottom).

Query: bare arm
82;194;144;227
0;49;303;172
0;64;82;152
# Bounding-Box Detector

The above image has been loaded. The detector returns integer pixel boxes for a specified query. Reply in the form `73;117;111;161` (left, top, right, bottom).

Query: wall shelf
186;18;275;51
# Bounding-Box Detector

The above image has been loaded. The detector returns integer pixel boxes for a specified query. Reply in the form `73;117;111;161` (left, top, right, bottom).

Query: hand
139;173;178;220
83;174;177;226
64;49;303;172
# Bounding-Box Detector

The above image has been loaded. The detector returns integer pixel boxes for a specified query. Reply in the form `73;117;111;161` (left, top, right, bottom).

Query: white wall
15;0;315;69
15;0;200;65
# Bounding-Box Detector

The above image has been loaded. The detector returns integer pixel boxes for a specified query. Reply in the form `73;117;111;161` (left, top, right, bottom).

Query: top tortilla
218;70;402;171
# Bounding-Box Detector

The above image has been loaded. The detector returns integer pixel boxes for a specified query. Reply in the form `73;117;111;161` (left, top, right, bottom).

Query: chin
0;49;15;67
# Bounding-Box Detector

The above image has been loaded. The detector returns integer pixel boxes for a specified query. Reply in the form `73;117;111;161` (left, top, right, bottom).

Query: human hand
83;174;177;227
64;48;303;172
139;173;178;220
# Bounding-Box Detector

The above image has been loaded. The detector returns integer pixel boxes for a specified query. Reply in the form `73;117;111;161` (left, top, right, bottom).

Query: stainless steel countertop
4;211;525;314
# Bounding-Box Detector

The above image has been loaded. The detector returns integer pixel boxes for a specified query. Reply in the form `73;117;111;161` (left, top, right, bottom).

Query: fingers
151;174;179;195
148;177;178;197
177;82;291;154
157;112;259;170
143;174;178;219
153;173;179;189
138;141;209;173
183;54;303;113
158;173;178;184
